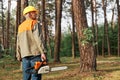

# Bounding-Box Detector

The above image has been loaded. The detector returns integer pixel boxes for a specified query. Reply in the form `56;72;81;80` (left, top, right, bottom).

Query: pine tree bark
73;0;96;72
54;0;63;62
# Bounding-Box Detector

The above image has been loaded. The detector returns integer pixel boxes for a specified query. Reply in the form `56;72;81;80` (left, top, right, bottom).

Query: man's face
29;11;37;20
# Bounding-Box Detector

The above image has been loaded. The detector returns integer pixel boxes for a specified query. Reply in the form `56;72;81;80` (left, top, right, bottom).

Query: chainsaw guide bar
37;66;68;74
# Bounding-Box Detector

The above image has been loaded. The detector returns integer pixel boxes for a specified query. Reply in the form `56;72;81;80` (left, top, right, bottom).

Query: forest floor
0;55;120;80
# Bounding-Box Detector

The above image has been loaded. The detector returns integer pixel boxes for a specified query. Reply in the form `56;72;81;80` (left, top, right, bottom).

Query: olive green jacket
16;20;46;61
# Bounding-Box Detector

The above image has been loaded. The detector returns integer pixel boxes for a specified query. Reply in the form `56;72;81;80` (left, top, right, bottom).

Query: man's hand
41;53;46;61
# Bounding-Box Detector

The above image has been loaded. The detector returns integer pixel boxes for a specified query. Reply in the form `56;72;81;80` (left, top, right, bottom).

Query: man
16;6;46;80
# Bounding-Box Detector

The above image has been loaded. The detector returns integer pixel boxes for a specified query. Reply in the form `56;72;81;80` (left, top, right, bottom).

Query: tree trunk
102;0;111;56
15;0;21;59
54;0;63;62
1;0;5;49
102;34;105;57
91;0;99;56
41;0;47;44
6;0;11;53
117;0;120;57
15;0;21;35
111;1;115;30
91;0;97;57
111;0;116;54
94;0;99;56
71;0;76;59
37;3;40;21
73;0;96;72
102;0;106;57
95;0;99;55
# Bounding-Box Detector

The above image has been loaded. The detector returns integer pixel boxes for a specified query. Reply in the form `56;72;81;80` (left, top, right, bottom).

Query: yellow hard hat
23;6;38;15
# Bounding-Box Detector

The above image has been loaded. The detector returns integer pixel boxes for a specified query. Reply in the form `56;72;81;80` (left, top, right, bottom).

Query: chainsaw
26;60;68;74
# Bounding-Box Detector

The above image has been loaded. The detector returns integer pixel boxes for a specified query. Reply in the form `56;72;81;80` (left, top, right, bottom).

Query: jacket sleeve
16;35;22;61
32;23;47;54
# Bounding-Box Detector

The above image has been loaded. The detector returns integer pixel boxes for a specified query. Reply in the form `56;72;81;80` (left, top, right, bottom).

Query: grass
0;55;120;80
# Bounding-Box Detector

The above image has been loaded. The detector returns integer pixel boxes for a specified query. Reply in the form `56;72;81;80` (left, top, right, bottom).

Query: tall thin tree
15;0;21;59
94;0;99;56
91;0;99;57
0;0;4;48
111;0;116;29
71;0;76;59
6;0;11;52
111;0;116;54
37;2;41;21
41;0;47;44
117;0;120;57
54;0;63;62
102;0;111;56
91;0;97;57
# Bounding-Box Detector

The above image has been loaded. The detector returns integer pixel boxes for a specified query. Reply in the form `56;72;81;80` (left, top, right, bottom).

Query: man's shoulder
18;20;32;33
19;20;27;27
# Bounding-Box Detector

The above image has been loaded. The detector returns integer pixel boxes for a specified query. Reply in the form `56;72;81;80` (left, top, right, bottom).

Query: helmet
23;6;38;15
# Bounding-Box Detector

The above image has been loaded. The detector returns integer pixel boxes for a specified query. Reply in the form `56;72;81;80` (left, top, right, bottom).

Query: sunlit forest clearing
0;55;120;80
